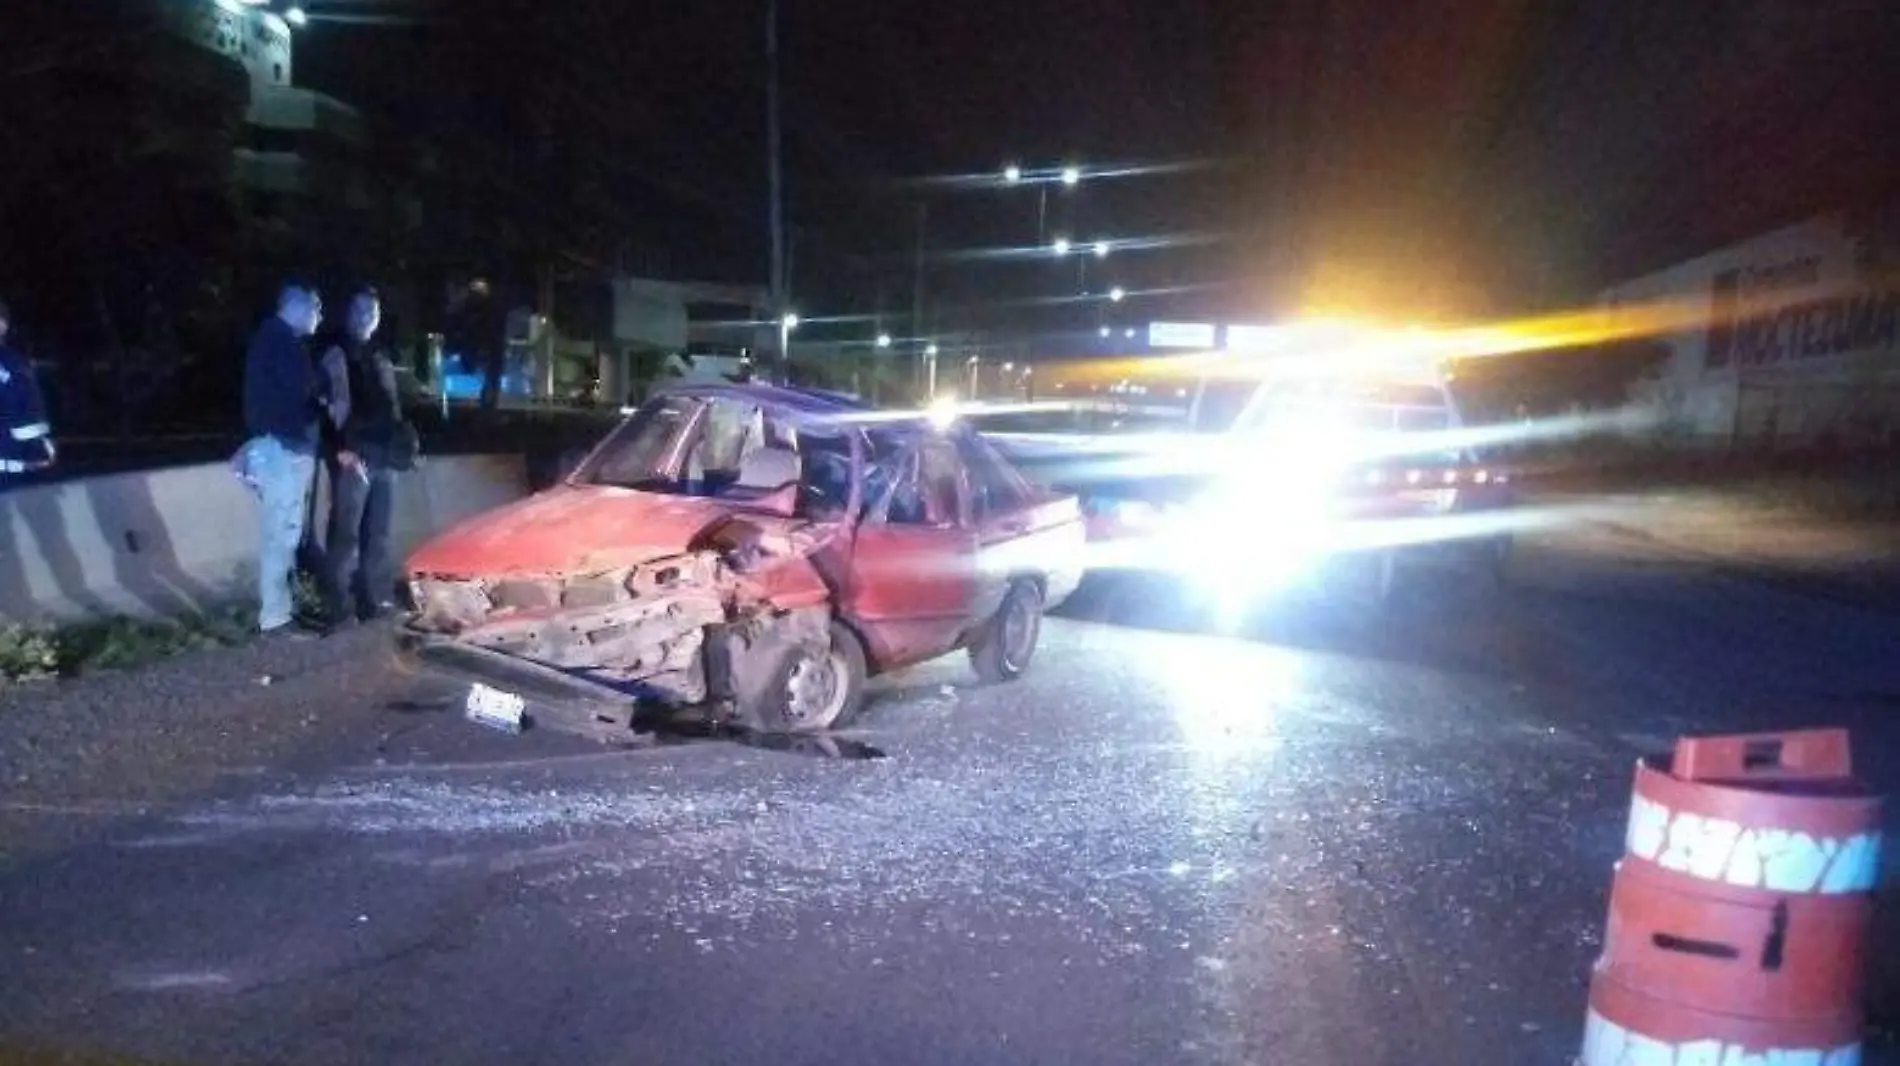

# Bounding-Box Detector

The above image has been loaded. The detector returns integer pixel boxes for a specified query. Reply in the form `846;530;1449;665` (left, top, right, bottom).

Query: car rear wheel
1368;549;1404;609
970;580;1043;683
1489;534;1514;588
750;623;867;734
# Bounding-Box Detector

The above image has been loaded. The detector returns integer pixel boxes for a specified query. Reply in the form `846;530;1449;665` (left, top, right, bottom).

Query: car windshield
577;395;704;492
577;394;857;515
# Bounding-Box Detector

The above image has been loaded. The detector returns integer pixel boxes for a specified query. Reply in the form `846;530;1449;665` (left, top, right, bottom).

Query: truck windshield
1193;376;1463;460
964;404;1186;435
1188;380;1263;434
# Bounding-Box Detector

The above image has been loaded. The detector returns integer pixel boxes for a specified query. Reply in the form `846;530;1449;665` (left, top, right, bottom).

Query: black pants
324;462;397;620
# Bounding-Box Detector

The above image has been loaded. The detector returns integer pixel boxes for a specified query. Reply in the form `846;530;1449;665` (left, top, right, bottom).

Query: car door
845;436;979;668
953;428;1054;622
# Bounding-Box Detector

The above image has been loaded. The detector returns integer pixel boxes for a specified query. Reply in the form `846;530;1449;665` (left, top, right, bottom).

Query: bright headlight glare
1166;411;1365;603
1172;470;1336;599
1113;499;1161;526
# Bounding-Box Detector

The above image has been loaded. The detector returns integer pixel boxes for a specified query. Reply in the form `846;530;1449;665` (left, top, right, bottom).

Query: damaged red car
399;384;1086;739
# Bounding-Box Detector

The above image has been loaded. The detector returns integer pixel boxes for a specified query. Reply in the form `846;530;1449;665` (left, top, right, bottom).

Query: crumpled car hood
407;484;768;578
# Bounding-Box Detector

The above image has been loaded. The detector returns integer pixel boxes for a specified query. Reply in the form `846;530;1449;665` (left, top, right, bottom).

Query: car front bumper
394;626;657;743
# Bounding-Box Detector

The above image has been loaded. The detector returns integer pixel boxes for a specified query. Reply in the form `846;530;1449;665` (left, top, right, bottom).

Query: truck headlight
1111;499;1162;527
1171;451;1345;605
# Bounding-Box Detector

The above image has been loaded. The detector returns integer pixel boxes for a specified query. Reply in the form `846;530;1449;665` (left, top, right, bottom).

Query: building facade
163;0;294;88
1608;210;1900;451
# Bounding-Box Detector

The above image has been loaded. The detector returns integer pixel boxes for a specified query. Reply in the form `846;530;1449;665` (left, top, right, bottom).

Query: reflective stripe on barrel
1622;733;1882;901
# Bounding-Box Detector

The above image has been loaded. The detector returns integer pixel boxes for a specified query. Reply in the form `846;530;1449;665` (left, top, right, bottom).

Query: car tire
1369;550;1403;609
747;622;868;734
970;580;1044;683
1485;534;1514;592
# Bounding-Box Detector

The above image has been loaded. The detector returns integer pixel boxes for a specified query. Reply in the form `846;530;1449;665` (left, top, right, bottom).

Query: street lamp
921;341;942;398
1093;240;1110;259
876;332;893;349
1061;165;1081;187
1109;286;1126;303
778;311;799;372
1124;328;1137;338
285;5;308;27
1003;163;1023;184
1052;236;1071;256
1002;362;1014;372
1098;326;1111;338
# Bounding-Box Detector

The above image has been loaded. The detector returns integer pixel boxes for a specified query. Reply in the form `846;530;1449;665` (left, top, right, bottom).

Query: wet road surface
5;528;1900;1065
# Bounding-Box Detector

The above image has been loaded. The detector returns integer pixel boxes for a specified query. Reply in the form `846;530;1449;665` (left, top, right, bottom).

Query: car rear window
955;430;1030;521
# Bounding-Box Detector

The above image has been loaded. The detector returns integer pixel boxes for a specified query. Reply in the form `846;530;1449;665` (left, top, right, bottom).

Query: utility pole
912;201;930;397
766;0;787;383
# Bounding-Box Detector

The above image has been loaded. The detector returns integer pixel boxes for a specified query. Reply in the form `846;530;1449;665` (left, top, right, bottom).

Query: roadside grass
0;571;329;684
1;607;255;684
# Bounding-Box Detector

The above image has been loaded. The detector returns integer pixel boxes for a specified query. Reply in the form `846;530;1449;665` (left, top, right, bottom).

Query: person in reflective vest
0;299;56;481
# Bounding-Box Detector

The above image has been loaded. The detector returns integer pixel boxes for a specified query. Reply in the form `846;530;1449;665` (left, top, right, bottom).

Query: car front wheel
970;580;1043;683
748;622;868;734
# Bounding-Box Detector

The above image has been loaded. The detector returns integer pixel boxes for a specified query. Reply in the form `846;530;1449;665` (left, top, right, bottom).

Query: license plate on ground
465;682;527;733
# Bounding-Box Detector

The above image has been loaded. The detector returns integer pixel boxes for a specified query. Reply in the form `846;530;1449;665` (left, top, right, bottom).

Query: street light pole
912;201;932;397
766;0;788;383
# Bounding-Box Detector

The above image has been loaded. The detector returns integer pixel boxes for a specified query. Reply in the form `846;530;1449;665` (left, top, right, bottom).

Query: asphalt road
4;528;1900;1066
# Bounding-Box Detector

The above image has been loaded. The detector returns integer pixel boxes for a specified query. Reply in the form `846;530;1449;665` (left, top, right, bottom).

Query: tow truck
970;334;1519;618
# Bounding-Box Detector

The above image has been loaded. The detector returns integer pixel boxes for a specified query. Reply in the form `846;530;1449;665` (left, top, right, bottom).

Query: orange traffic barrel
1582;729;1881;1066
1584;975;1861;1065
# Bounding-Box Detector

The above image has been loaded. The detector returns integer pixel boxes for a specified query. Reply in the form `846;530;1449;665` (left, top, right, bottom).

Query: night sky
296;0;1900;342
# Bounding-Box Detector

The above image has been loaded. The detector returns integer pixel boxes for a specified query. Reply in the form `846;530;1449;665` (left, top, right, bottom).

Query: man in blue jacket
0;299;56;484
240;281;325;635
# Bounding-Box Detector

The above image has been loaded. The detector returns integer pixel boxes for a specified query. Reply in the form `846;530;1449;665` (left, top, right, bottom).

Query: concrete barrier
0;454;529;624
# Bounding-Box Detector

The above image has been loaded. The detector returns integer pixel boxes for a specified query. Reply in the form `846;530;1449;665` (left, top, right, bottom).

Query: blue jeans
246;435;315;631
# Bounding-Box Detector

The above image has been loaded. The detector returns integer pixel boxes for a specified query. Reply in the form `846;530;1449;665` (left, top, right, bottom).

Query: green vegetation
0;571;331;684
0;607;254;684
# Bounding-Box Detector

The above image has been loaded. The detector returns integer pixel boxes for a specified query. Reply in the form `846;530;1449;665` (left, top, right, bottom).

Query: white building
602;278;773;402
1606;211;1900;451
165;0;295;89
160;1;379;206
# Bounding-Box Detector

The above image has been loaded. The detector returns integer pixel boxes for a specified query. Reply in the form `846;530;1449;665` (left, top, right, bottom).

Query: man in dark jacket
318;285;417;624
0;299;56;483
240;280;324;635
